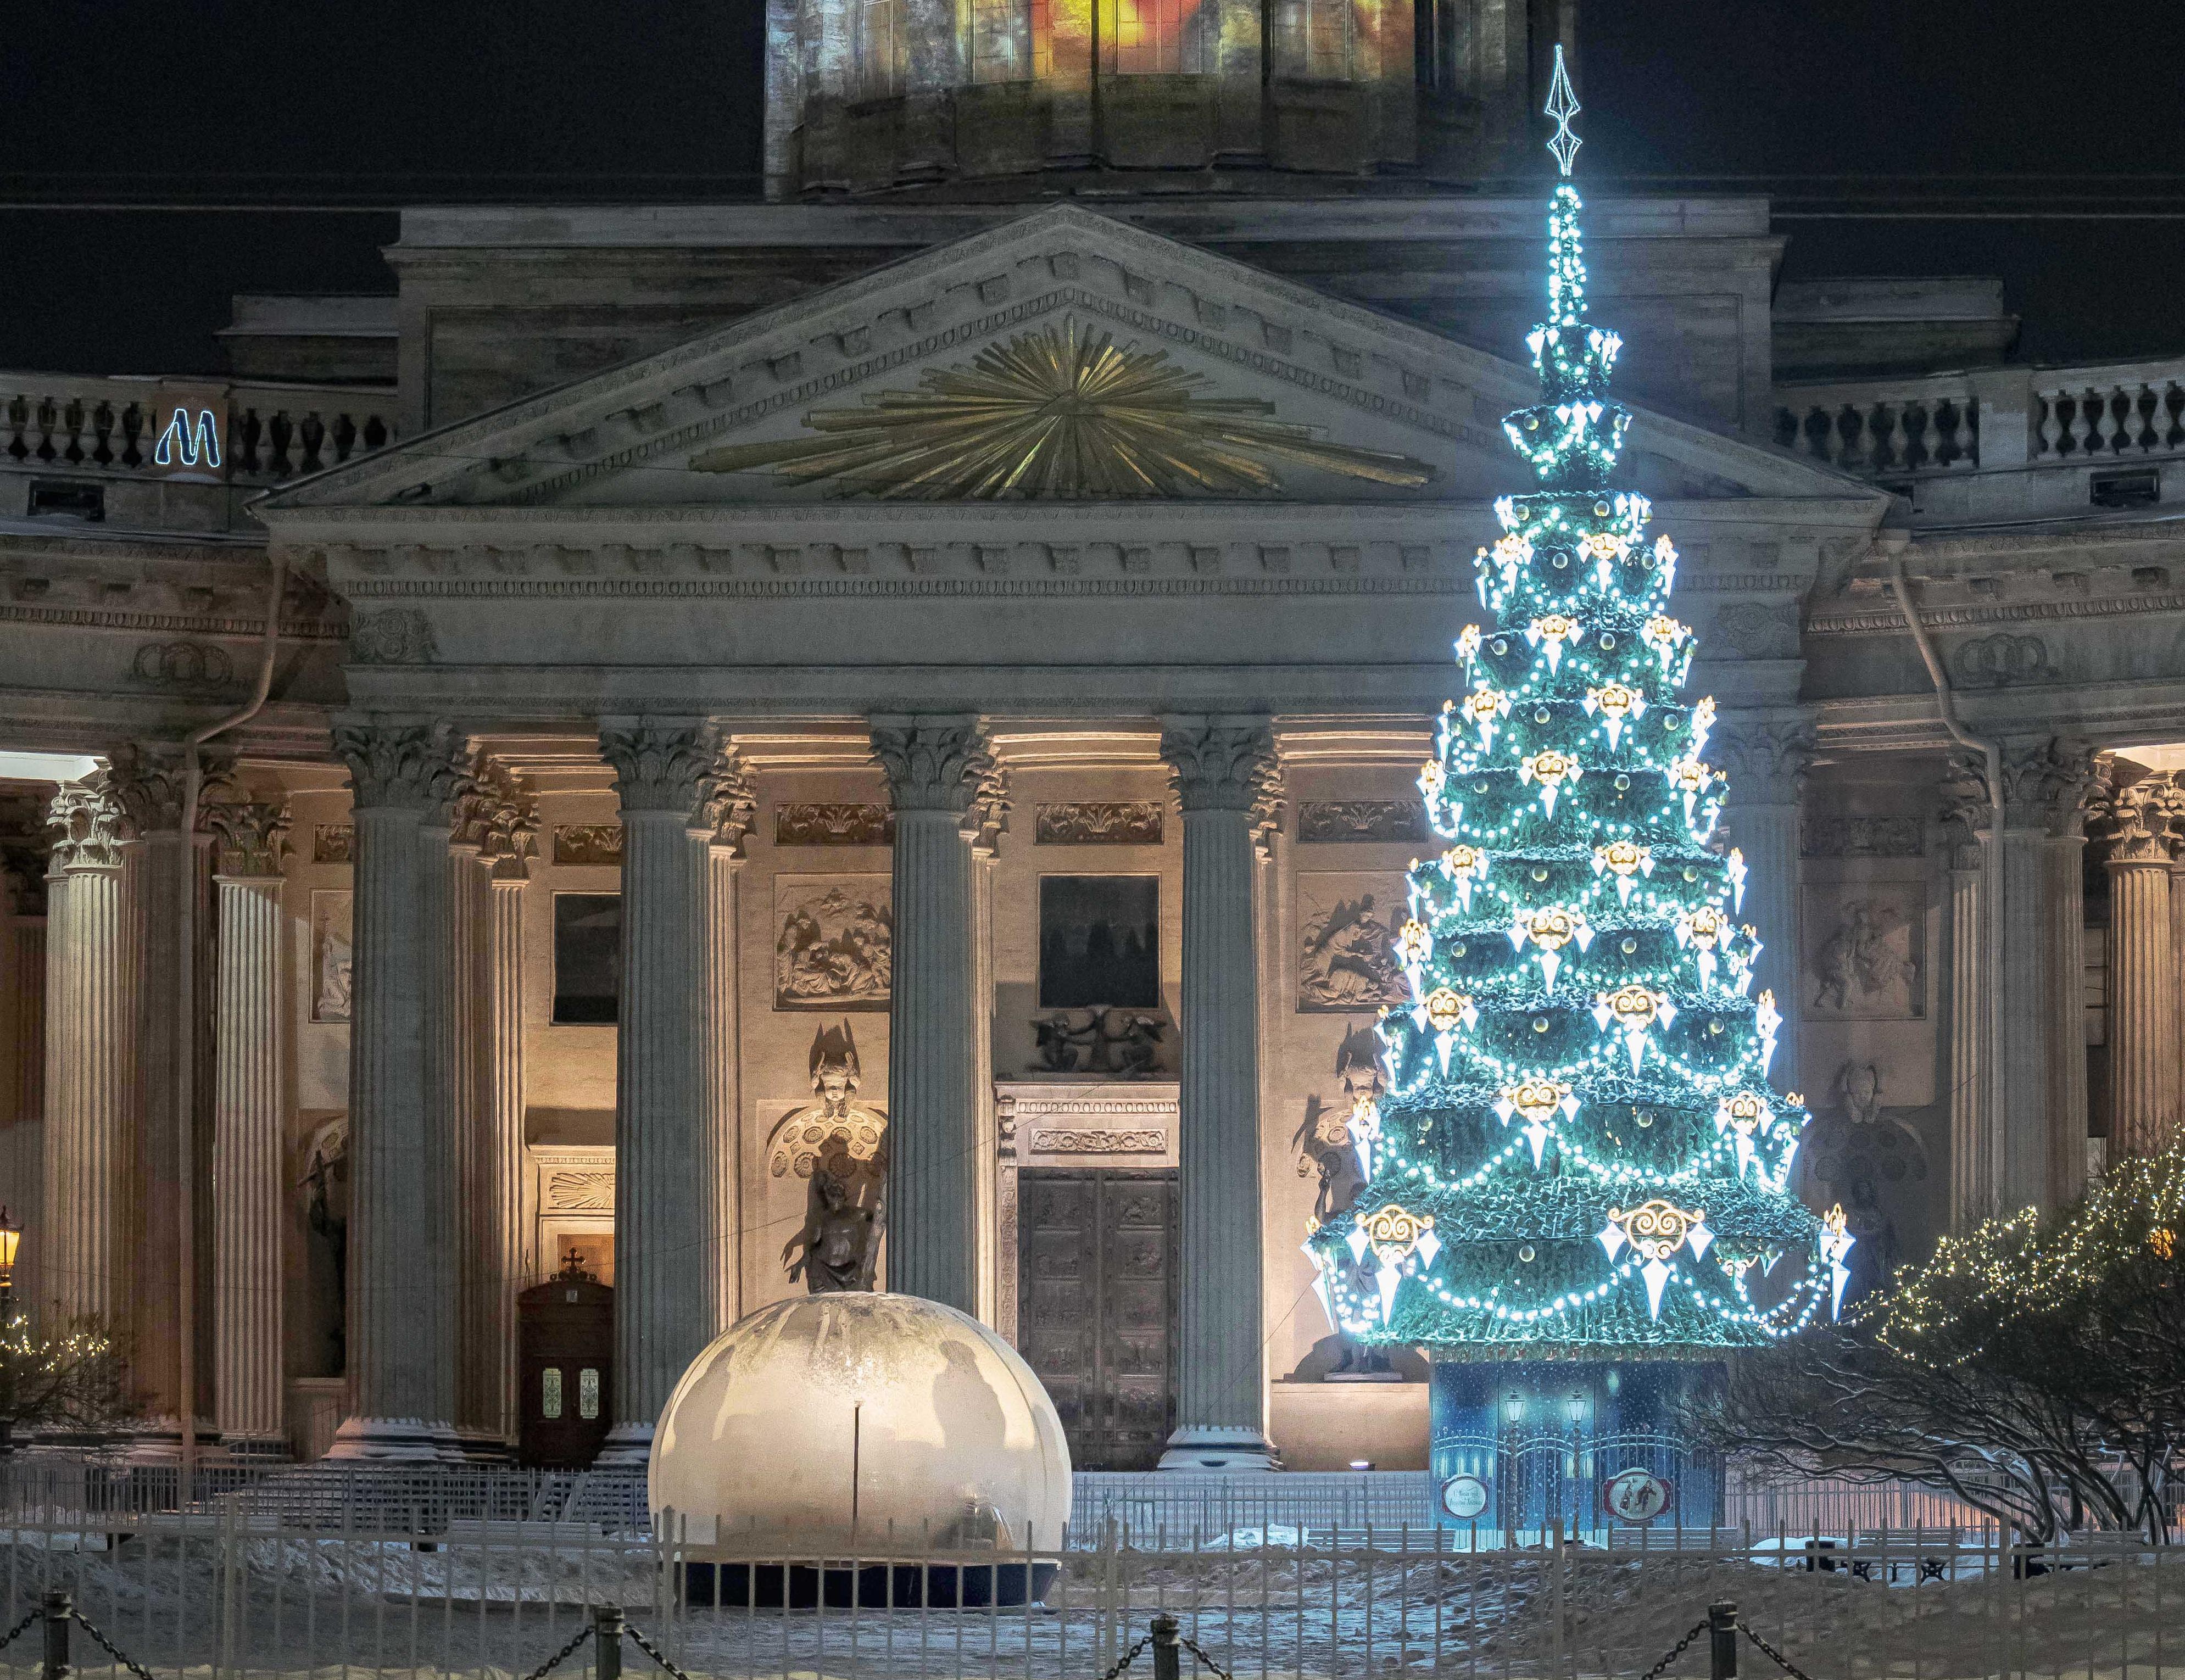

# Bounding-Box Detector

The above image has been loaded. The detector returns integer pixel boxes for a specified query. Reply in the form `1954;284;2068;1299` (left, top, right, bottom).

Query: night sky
3;1;2181;377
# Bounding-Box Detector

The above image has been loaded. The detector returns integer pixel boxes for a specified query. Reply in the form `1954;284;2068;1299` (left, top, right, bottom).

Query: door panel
1017;1168;1177;1471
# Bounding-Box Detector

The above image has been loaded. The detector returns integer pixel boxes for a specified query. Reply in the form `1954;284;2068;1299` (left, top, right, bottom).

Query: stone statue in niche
1296;1023;1395;1377
1032;1007;1167;1076
773;1022;888;1292
300;1124;350;1369
1802;1060;1932;1301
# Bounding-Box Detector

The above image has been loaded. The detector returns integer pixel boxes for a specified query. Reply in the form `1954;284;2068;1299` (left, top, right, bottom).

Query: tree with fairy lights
1307;51;1847;1523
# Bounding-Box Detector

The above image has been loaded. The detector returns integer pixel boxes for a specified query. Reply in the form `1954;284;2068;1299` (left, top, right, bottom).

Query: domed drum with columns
650;1293;1072;1560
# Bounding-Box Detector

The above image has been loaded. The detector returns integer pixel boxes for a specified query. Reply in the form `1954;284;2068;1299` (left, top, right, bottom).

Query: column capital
599;718;721;818
97;741;242;835
204;799;291;879
869;715;992;814
1711;716;1816;806
2090;767;2185;864
1159;716;1280;814
701;747;759;856
332;718;477;816
453;759;539;880
1947;735;2100;841
961;759;1010;856
46;780;133;872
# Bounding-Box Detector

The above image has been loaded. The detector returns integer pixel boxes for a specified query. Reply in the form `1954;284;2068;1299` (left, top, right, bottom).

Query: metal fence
0;1499;2175;1680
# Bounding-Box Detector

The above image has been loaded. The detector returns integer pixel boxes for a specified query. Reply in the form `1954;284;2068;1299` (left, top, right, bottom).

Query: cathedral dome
649;1293;1072;1558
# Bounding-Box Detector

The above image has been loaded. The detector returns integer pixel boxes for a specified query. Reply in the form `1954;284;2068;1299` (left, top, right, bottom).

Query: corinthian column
696;757;755;1337
326;719;473;1460
1968;739;2097;1212
870;716;993;1313
597;720;724;1463
453;768;536;1450
205;799;291;1455
1158;717;1279;1471
41;782;133;1324
102;743;197;1433
1713;716;1815;1097
2096;769;2180;1162
1941;786;1996;1230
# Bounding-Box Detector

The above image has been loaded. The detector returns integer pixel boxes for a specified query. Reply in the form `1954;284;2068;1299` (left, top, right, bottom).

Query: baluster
86;400;112;467
327;411;354;464
268;411;294;477
2065;390;2093;456
2037;392;2064;458
1911;401;1942;471
1773;407;1798;451
122;401;150;467
4;392;26;462
1829;405;1859;469
297;413;323;473
2131;383;2158;453
2092;386;2122;455
236;409;261;477
31;397;57;461
2166;382;2185;452
1864;403;1893;471
1950;397;1978;468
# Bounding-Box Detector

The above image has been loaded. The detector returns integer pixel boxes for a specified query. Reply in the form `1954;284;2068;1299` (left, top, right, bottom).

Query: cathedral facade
1;2;2180;1469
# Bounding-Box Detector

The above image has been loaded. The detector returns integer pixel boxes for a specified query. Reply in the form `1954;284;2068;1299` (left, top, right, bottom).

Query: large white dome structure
649;1293;1073;1560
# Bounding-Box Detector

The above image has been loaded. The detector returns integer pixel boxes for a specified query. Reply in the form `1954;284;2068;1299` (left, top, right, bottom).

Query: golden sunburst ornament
690;319;1435;500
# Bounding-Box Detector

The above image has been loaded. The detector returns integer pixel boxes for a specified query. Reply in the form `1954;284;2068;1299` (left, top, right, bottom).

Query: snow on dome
649;1292;1072;1558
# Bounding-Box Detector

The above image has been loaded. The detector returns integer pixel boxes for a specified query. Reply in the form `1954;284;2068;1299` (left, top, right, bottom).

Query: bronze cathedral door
1017;1168;1178;1471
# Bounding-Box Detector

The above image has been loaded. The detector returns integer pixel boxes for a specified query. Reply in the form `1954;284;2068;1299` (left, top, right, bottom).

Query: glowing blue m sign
154;407;222;470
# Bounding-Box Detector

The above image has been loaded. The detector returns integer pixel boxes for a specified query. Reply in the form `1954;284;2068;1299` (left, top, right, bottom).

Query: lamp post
0;1207;19;1457
1563;1391;1587;1535
1500;1390;1525;1542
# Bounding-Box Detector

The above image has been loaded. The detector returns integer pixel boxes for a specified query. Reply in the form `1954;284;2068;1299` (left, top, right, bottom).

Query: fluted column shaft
1945;836;1994;1230
476;869;527;1441
41;782;132;1324
1715;719;1814;1097
328;721;472;1459
127;828;187;1421
1994;825;2054;1209
598;722;723;1459
2044;833;2090;1205
1160;718;1276;1470
696;829;746;1336
211;863;286;1448
872;717;991;1313
2108;852;2176;1159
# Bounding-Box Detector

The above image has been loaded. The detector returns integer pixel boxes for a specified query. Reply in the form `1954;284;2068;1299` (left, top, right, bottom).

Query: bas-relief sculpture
312;823;353;864
1296;872;1407;1011
774;803;894;845
1805;883;1926;1020
1801;814;1924;858
1032;1007;1167;1076
772;1024;888;1293
1295;800;1428;845
309;889;352;1024
692;318;1435;500
553;824;624;867
1034;802;1164;845
774;876;893;1009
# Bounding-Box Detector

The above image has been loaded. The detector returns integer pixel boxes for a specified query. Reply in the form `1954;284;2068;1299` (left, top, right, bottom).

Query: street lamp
1564;1391;1586;1426
0;1207;19;1315
1502;1391;1525;1427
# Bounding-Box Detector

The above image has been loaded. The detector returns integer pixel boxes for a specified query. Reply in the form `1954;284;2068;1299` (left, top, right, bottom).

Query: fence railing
0;1502;2172;1680
1774;353;2185;479
1;374;397;485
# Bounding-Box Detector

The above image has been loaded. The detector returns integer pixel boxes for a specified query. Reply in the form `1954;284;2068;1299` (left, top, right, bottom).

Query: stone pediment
258;204;1870;516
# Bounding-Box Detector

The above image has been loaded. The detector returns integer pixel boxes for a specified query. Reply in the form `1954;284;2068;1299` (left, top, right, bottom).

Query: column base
455;1429;516;1465
324;1416;466;1463
119;1418;221;1465
593;1422;655;1470
1159;1426;1280;1472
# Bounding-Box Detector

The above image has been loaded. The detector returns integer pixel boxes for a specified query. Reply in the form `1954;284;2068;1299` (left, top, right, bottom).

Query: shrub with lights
1306;53;1844;1527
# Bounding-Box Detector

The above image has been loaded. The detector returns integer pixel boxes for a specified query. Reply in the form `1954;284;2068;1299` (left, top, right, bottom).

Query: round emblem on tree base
1440;1475;1490;1521
1602;1468;1673;1524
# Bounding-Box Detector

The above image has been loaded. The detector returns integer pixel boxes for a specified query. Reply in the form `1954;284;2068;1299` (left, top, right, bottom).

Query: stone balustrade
1776;353;2185;481
2;374;396;485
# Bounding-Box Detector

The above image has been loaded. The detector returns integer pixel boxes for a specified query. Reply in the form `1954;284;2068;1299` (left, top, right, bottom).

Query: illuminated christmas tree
1308;51;1850;1527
